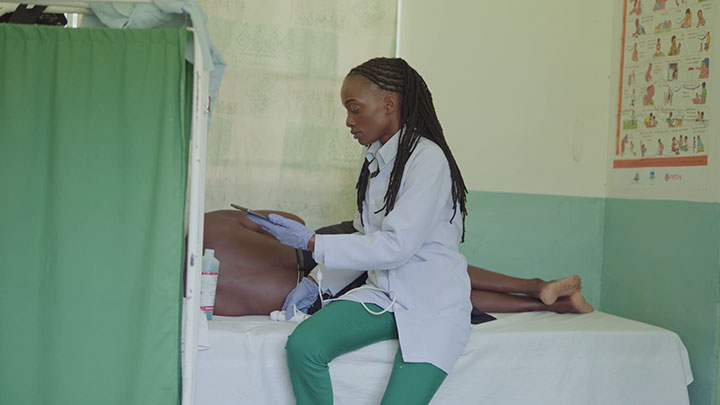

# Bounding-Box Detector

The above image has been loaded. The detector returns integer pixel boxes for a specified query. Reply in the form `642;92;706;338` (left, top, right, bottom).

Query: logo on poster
665;173;682;182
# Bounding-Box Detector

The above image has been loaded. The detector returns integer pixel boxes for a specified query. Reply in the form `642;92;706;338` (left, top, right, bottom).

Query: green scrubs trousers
285;301;447;404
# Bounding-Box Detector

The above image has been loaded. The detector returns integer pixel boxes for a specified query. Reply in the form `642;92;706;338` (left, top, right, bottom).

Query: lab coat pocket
403;259;467;312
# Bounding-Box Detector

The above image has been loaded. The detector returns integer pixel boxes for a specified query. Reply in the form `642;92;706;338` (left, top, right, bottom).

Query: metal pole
182;27;209;405
0;1;154;15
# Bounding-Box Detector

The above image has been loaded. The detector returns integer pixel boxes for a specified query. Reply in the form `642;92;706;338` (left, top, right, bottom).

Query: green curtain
0;24;189;404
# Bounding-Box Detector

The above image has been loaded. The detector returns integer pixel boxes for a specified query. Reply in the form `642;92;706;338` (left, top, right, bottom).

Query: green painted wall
461;191;605;308
463;191;719;403
602;198;720;405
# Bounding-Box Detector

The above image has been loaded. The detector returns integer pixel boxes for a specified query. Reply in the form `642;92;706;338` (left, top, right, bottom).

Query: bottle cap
204;248;215;257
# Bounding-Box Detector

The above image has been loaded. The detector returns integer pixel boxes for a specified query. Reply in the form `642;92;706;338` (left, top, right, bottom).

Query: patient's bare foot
538;275;582;305
551;291;594;314
567;292;594;313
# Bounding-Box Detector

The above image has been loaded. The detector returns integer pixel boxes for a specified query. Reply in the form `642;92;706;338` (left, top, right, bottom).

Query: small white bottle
200;249;220;320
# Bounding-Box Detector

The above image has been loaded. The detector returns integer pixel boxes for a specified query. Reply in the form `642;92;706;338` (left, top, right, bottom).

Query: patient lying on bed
201;210;593;317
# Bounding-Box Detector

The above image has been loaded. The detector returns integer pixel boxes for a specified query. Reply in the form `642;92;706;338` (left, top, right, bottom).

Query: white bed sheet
196;311;692;404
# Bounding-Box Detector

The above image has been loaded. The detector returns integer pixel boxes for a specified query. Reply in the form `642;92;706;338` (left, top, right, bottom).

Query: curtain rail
2;0;151;4
0;1;153;15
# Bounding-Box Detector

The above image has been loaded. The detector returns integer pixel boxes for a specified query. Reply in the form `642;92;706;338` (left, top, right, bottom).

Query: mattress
195;311;693;404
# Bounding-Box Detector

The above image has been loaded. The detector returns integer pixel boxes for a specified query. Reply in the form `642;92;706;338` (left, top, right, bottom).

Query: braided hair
349;57;468;241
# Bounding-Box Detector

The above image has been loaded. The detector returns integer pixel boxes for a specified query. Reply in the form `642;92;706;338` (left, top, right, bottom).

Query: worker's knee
285;325;325;367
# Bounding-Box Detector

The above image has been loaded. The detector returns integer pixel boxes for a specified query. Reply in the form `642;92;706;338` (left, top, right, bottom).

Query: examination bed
194;309;693;404
189;211;693;403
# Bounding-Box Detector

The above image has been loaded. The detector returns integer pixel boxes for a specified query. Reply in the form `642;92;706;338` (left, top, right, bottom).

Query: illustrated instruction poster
615;0;712;189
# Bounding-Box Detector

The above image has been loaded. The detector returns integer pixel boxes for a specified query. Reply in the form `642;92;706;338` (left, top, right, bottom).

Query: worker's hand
282;277;318;321
248;213;315;250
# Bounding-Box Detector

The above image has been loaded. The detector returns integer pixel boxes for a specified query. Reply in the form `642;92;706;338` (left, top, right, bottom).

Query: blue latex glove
282;278;319;320
248;213;315;250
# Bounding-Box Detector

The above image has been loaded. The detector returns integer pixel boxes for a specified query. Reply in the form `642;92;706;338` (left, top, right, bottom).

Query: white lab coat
313;133;471;374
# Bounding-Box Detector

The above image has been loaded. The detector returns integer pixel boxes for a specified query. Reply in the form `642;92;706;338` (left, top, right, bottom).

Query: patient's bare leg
471;290;593;314
468;265;581;305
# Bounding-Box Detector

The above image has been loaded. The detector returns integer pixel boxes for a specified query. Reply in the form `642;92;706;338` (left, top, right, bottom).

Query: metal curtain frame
184;25;209;405
0;1;152;15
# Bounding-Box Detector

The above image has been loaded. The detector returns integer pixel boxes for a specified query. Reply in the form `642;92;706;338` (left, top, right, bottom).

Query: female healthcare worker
250;57;473;404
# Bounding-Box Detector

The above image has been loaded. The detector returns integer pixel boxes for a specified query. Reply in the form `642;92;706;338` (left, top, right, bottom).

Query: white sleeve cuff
312;234;325;264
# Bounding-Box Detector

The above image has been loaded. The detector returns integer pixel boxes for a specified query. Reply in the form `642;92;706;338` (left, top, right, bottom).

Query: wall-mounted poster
615;0;712;189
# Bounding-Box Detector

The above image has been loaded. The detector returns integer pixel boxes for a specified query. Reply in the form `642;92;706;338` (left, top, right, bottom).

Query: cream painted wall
198;0;397;229
398;1;614;198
